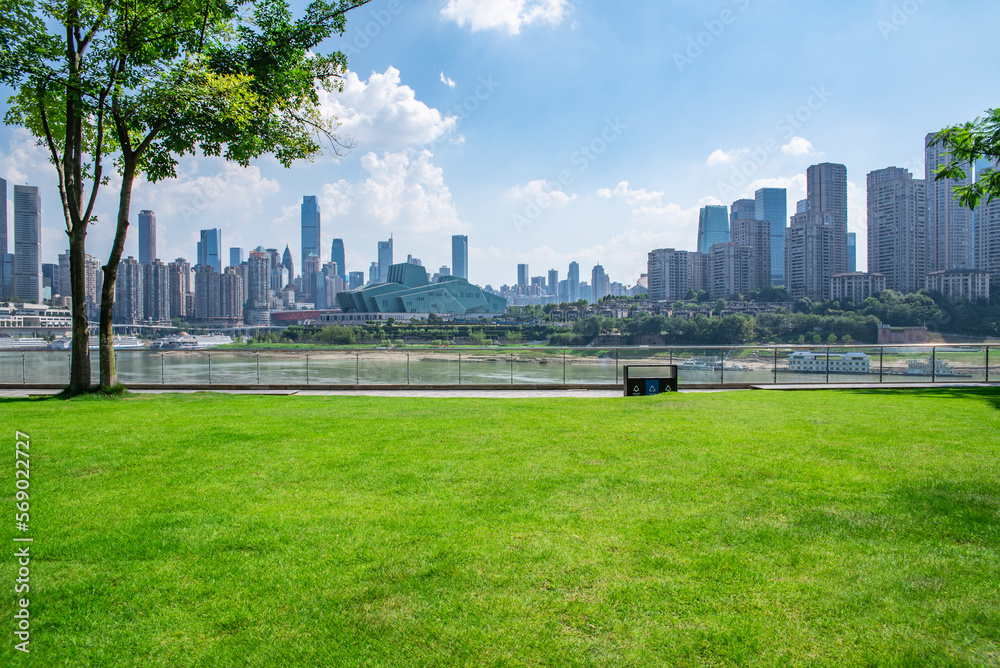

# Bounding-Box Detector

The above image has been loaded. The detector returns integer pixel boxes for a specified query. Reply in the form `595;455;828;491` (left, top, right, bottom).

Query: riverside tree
2;0;368;392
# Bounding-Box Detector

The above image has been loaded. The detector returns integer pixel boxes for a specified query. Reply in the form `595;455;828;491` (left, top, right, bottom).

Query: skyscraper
197;228;222;273
867;166;927;294
0;177;10;300
517;263;529;288
138;210;156;265
847;233;857;273
168;259;191;318
113;257;144;324
331;238;346;279
755;188;788;286
925;133;974;271
144;259;170;323
730;218;770;292
548;269;559;296
246;250;271;326
281;245;295;284
13;185;42;302
229;247;244;268
806;163;849;276
301;195;321;271
591;265;611;302
452;235;468;280
568;261;580;302
730;199;756;225
697;205;729;254
377;237;393;283
785;209;835;301
975;160;1000;291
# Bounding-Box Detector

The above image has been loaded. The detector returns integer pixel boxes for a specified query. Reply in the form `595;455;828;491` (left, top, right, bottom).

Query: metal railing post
458;353;462;385
510;352;513;385
356;352;359;385
987;346;991;383
879;348;884;383
22;353;26;384
161;354;165;385
208;353;212;385
306;354;310;385
720;348;725;385
825;348;830;385
563;349;566;385
773;348;778;384
407;353;410;385
615;349;619;384
256;353;260;385
931;347;936;384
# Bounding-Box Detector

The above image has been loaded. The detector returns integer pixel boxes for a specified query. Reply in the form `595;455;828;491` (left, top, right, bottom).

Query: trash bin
623;365;678;396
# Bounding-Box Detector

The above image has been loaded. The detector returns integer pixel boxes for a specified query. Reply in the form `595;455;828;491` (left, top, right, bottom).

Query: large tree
3;0;368;391
932;108;1000;208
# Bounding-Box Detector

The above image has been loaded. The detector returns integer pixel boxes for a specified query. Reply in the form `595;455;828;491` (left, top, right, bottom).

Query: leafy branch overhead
932;108;1000;209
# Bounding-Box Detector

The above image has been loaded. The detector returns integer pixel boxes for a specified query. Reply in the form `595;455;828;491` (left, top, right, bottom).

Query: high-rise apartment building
867;167;927;294
13;185;42;303
85;254;102;318
755;188;788;286
229;247;244;268
730;199;756;225
168;259;191;318
697;205;730;254
710;243;754;300
925;133;974;272
301;196;321;271
730;218;770;292
568;262;580;301
197;228;222;274
976;161;1000;290
548;269;559;296
452;235;468;280
785;210;836;301
113;256;144;324
219;267;244;322
58;252;71;302
246;250;272;326
331;238;346;279
302;254;322;303
138;210;156;265
0;177;7;299
144;259;170;323
377;237;393;283
647;249;708;301
806;163;849;276
517;263;529;288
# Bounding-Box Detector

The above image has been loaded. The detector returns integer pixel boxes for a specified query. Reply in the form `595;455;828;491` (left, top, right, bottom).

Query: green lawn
3;389;1000;667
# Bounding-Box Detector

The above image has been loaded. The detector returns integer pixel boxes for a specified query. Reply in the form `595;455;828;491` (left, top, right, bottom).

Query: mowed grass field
2;389;999;667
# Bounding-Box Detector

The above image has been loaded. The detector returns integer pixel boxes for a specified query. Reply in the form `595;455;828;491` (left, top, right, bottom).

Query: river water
1;347;993;386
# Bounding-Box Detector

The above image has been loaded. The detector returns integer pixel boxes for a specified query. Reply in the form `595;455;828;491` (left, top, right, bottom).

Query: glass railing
0;345;996;387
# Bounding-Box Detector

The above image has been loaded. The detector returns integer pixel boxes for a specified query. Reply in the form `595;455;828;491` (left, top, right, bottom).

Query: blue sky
3;0;999;289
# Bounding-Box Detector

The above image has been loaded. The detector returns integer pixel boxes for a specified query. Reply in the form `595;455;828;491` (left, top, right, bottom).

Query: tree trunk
99;160;137;389
68;226;91;391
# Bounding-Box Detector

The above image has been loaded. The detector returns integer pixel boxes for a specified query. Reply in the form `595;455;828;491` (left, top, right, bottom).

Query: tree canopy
932;108;1000;209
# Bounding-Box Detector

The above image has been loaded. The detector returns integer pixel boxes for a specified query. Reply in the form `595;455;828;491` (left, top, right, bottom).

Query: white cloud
506;179;576;205
318;67;457;152
441;0;571;35
440;72;456;89
707;148;751;167
781;137;821;157
597;180;665;206
320;150;466;235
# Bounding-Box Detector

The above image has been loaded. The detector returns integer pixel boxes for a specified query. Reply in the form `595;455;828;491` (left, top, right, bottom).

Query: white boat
150;333;233;350
0;336;49;350
905;359;971;377
678;356;719;371
88;336;145;350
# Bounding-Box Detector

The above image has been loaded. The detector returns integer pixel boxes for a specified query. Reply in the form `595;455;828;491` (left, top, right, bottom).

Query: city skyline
2;1;1000;288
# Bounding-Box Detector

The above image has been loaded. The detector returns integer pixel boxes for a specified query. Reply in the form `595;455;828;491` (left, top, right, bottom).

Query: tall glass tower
13;185;42;302
301;196;321;272
377;237;393;283
452;235;468;280
697;205;730;254
755;188;788;286
138;210;156;265
197;228;222;273
568;261;580;301
331;238;346;279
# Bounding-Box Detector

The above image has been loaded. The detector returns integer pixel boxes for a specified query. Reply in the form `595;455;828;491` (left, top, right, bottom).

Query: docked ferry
0;336;50;350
